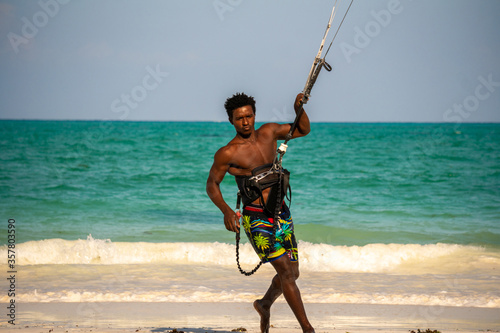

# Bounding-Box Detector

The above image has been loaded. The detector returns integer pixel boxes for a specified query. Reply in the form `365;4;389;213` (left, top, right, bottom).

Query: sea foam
1;235;497;274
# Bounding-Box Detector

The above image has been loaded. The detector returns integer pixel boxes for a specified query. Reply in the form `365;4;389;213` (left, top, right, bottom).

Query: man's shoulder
258;122;280;131
256;122;280;137
214;140;239;160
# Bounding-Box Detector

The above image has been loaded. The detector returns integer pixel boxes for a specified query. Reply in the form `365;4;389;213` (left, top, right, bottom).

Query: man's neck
235;130;257;142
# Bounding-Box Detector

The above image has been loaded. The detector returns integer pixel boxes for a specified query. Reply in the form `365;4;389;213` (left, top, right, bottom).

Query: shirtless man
206;92;314;333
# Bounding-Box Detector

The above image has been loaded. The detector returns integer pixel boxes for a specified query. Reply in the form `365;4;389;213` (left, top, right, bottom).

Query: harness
234;149;292;276
235;163;291;216
234;0;354;276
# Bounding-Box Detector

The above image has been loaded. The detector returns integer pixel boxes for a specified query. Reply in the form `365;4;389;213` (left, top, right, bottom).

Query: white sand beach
1;302;499;333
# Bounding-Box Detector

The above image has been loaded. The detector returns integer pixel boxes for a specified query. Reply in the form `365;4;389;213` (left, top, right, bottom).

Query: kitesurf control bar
278;3;337;163
283;0;355;144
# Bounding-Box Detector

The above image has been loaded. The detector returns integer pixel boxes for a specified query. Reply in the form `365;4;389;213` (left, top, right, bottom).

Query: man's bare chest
228;141;276;176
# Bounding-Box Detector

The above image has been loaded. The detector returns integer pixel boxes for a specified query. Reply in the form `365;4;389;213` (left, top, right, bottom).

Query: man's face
231;105;255;137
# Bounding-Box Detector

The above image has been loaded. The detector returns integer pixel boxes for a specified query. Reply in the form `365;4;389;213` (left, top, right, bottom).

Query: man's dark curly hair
224;92;256;120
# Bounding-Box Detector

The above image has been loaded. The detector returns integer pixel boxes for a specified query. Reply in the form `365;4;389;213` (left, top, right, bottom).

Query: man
206;92;314;333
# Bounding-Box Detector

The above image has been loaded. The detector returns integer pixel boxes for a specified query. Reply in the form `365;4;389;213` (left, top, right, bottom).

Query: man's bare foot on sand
253;299;270;333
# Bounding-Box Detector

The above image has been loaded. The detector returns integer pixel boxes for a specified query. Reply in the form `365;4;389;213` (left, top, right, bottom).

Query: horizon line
1;119;499;125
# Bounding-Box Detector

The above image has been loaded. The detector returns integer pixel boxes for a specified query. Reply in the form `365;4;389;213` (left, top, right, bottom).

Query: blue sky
0;0;499;122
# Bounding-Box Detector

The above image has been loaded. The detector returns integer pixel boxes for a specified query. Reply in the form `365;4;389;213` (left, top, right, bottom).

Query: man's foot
253;299;270;333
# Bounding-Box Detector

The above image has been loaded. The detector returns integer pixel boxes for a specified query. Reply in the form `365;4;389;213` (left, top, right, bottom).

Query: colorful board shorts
241;203;298;263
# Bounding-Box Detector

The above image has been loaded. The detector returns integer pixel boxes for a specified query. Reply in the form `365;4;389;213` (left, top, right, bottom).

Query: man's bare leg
254;273;282;333
254;256;314;333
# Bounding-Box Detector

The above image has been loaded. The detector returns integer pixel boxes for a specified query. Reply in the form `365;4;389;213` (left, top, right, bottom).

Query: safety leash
235;192;263;276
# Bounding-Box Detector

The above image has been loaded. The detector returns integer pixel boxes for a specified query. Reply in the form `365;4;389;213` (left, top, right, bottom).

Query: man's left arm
274;93;311;140
291;93;311;138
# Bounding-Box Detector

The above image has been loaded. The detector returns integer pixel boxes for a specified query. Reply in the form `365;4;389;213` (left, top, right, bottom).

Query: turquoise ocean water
1;120;499;308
